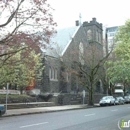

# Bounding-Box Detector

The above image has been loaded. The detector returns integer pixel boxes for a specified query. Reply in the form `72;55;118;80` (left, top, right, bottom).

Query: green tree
0;0;56;92
0;47;43;94
74;44;110;106
106;19;130;95
61;43;111;106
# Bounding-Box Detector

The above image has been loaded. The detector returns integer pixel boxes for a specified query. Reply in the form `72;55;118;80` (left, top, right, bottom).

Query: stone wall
49;93;107;105
0;96;37;104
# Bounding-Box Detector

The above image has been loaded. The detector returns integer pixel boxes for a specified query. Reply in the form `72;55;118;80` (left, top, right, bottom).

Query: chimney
75;20;79;26
92;18;96;22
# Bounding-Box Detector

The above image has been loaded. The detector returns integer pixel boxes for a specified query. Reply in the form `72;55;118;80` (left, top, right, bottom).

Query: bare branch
0;0;24;27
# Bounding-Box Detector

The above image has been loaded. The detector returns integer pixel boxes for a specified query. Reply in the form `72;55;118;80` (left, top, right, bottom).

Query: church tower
83;18;103;44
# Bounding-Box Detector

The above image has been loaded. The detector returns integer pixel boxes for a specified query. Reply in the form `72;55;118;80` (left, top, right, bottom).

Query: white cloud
48;0;130;28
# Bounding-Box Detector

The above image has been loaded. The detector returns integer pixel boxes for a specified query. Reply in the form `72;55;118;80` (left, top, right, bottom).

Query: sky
48;0;130;29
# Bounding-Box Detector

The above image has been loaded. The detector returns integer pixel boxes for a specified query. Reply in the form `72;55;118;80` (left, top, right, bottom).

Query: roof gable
45;26;79;57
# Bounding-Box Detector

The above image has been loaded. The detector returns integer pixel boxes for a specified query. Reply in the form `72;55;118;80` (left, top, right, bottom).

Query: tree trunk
123;82;126;96
88;84;94;106
20;86;24;94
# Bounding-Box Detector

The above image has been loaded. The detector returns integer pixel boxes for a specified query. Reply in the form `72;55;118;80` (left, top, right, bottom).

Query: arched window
79;42;84;65
79;42;84;54
87;29;92;40
49;67;58;80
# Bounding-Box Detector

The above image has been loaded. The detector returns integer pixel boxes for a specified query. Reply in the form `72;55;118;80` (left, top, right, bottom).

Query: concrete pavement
3;104;99;117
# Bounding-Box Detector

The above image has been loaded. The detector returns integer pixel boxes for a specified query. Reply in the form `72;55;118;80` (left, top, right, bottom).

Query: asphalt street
1;104;130;130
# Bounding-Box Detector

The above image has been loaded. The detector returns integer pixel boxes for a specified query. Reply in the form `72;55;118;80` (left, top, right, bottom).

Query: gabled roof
45;26;80;57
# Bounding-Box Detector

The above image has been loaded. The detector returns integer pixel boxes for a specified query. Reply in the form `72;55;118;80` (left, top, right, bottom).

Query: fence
0;89;20;95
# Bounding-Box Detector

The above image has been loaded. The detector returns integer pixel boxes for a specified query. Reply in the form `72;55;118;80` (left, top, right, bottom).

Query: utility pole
6;83;9;113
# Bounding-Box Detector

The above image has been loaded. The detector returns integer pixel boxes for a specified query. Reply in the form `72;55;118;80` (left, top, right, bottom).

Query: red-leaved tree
0;0;57;64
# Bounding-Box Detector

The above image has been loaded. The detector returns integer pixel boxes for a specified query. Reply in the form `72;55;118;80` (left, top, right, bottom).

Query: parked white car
99;96;115;106
115;97;125;105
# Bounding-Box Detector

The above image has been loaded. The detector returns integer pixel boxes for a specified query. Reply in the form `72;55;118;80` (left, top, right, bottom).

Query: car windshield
117;97;122;99
102;97;110;100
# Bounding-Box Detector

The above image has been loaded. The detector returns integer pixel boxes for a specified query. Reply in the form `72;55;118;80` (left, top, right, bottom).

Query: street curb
2;105;100;117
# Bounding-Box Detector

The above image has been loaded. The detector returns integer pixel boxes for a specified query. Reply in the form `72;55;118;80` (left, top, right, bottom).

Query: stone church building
36;18;104;95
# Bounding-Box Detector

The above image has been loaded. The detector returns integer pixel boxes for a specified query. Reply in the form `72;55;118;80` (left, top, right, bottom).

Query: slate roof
45;26;80;57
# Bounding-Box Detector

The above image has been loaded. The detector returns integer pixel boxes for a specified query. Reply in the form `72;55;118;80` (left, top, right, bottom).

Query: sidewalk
3;104;99;117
